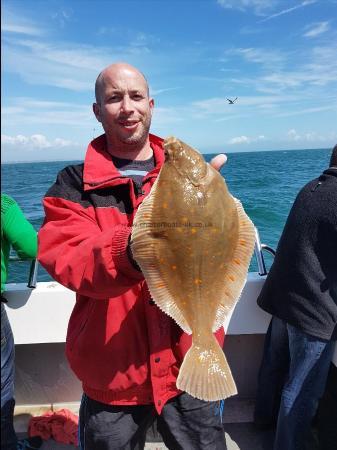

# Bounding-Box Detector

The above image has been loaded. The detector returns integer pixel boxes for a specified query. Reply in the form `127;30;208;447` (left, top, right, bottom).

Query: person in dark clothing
253;145;337;450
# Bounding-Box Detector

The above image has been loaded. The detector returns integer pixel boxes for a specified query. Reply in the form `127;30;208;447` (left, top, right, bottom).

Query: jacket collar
83;133;165;191
323;167;337;177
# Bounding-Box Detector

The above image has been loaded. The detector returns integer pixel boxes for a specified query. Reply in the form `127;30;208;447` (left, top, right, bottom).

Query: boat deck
18;425;276;450
16;397;322;450
18;423;321;450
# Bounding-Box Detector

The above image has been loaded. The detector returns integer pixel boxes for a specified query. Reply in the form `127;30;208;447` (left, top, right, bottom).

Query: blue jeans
1;302;17;450
254;316;334;450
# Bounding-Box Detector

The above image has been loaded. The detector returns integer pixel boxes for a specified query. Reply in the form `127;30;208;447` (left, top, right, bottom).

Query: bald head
92;61;154;159
95;62;149;104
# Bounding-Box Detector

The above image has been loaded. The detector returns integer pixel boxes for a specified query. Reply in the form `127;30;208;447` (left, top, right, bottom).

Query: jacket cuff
111;226;143;281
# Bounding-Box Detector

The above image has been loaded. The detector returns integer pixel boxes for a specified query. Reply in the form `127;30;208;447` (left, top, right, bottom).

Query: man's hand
210;154;227;172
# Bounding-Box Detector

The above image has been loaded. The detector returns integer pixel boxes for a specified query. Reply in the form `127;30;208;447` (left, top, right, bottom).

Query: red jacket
38;133;225;413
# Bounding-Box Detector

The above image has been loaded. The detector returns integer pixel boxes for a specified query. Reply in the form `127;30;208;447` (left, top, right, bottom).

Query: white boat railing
11;226;276;287
7;236;336;365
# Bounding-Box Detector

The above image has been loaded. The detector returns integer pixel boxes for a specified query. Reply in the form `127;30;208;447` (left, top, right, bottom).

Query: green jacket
1;194;37;293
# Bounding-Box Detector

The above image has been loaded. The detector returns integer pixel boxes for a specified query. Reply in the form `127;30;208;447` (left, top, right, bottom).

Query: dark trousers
254;317;334;450
79;392;226;450
317;363;337;450
1;303;17;450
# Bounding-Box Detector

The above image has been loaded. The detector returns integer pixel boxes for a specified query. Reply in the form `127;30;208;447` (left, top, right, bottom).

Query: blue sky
2;0;337;162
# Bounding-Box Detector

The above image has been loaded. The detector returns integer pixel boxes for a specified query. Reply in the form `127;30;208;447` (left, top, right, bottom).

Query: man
1;194;41;450
38;62;228;450
254;145;337;450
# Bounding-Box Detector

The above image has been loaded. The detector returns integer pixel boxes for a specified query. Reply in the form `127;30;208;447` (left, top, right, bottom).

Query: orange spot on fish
156;282;165;288
162;203;168;208
228;275;235;282
239;240;246;246
191;228;197;234
234;259;241;265
172;265;177;270
194;278;202;285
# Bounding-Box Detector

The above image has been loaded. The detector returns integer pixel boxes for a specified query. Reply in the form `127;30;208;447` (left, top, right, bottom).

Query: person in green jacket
1;194;41;450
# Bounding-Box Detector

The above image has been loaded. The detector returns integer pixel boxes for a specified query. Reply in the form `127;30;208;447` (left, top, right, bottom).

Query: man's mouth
119;120;139;128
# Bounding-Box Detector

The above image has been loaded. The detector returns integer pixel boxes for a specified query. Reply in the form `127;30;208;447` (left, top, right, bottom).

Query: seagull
226;97;238;104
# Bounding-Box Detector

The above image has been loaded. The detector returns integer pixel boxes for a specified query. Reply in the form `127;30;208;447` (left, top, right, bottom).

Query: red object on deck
28;408;78;446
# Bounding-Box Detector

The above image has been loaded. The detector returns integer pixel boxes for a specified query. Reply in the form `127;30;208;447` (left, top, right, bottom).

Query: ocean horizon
1;146;331;165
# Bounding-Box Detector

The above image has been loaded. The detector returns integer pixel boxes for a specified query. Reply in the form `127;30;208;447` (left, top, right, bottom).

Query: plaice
131;136;255;401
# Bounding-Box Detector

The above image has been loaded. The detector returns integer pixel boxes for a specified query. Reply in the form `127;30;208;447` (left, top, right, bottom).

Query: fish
130;136;255;401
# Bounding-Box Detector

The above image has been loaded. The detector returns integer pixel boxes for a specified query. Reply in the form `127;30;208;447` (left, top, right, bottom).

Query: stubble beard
108;116;152;153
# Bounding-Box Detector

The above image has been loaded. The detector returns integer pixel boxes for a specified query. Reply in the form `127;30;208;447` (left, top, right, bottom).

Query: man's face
93;67;154;149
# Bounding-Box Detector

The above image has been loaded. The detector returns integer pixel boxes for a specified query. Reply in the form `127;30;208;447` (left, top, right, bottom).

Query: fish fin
212;198;255;332
177;335;237;401
131;183;192;335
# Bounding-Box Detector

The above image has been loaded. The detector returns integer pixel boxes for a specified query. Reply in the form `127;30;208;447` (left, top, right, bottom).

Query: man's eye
132;94;143;100
109;95;120;102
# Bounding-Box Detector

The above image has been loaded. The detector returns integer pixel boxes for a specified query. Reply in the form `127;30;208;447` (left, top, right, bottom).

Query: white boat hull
4;273;336;425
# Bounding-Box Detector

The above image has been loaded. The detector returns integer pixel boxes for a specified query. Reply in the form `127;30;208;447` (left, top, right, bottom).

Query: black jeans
79;392;226;450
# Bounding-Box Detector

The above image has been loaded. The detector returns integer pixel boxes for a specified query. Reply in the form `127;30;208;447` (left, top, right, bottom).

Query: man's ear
149;98;154;116
93;103;102;123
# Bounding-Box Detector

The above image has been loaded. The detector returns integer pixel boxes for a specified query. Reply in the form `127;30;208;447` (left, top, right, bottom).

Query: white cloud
225;46;286;70
150;87;182;96
259;0;317;23
303;21;330;38
276;105;337;118
217;0;276;14
1;23;44;36
1;134;76;150
192;95;295;115
228;135;266;144
51;8;73;28
2;32;159;92
287;129;301;141
1;8;45;36
229;136;251;144
286;129;337;143
258;43;337;90
2;98;94;127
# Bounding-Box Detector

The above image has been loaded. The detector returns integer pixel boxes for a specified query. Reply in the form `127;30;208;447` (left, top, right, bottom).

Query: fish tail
176;335;237;401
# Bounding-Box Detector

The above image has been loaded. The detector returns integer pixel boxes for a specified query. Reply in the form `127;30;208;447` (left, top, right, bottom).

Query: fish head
163;136;207;185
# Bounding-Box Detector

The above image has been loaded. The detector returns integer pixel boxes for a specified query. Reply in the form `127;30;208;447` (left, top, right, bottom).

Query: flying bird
227;97;238;104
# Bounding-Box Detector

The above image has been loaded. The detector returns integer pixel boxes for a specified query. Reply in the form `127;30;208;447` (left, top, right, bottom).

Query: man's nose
120;96;133;113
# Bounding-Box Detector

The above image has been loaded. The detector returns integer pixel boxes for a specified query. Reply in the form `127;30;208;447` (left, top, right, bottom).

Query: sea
1;147;332;284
